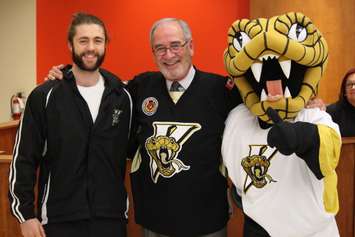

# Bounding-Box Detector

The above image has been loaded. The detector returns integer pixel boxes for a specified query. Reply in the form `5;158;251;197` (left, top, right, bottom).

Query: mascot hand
266;108;317;156
266;108;298;155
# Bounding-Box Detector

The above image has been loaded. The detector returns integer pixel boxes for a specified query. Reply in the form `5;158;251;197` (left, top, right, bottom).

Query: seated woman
327;68;355;137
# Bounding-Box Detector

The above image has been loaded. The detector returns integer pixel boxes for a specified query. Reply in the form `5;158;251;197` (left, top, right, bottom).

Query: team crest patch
145;121;201;183
142;97;158;116
112;109;122;126
242;145;278;193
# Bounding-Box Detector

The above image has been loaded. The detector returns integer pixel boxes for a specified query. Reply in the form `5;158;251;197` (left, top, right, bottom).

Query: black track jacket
8;67;132;224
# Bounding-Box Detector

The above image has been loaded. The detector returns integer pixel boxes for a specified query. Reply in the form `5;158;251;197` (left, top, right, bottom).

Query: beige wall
250;0;355;104
0;0;36;123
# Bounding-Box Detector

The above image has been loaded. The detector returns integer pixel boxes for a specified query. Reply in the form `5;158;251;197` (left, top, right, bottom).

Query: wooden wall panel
0;121;18;155
337;137;355;237
227;198;244;236
250;0;355;104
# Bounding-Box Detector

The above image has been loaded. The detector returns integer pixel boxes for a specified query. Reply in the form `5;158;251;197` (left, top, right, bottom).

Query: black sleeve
296;124;323;179
210;76;243;119
8;86;47;223
326;103;337;117
126;76;140;159
267;117;323;179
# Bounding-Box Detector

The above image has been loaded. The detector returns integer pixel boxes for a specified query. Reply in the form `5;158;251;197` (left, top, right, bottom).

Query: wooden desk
0;120;19;155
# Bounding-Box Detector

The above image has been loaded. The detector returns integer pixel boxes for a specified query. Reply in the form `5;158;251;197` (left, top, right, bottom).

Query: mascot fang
222;12;342;237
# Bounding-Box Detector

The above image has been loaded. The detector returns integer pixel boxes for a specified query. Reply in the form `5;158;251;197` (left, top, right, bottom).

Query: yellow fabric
318;124;341;214
169;91;184;104
219;162;227;178
130;147;142;173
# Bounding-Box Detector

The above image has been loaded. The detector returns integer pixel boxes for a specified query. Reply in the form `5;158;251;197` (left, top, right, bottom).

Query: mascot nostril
222;12;342;237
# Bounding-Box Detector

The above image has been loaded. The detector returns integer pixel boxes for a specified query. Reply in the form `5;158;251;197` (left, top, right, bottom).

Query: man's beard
72;48;105;72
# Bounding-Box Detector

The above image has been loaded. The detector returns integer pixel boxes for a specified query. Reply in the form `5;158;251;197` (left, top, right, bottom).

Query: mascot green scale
222;12;341;236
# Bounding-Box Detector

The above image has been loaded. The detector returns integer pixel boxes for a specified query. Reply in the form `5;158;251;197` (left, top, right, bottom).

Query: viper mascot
222;12;341;236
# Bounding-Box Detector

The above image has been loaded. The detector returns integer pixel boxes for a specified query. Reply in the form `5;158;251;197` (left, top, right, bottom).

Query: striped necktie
170;81;185;92
169;81;184;103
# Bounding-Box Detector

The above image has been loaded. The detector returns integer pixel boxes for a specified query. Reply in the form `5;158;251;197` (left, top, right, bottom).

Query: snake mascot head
224;12;328;123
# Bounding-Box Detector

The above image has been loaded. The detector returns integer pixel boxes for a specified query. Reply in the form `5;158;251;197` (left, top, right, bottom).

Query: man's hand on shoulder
44;64;65;81
20;218;46;237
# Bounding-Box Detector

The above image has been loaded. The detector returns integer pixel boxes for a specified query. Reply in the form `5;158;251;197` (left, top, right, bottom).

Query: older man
127;18;240;237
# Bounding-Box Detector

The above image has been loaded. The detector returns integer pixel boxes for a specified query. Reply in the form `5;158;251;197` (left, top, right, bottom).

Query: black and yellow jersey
128;68;241;236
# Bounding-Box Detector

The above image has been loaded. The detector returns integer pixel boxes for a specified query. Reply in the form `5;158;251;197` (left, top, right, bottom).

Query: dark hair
339;68;355;102
67;12;109;45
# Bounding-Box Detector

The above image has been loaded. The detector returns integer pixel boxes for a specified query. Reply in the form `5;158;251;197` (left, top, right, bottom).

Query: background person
327;68;355;137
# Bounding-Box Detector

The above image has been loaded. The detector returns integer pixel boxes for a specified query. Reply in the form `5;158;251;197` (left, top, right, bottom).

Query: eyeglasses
346;82;355;89
153;41;189;56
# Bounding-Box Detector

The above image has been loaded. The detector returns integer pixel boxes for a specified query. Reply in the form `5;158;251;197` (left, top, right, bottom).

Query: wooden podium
336;137;355;237
0;118;354;236
0;120;18;155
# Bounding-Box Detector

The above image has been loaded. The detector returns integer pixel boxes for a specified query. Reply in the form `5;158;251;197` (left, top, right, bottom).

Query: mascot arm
267;108;341;213
317;124;341;214
317;124;341;177
266;108;322;179
267;108;324;179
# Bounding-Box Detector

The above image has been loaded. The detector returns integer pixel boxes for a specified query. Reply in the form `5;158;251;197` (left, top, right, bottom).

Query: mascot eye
233;32;250;51
288;23;307;42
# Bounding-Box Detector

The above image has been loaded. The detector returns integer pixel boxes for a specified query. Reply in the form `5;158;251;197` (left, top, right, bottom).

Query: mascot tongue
266;80;283;99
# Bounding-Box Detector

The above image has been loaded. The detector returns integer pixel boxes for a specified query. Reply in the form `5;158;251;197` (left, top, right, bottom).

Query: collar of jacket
61;64;125;95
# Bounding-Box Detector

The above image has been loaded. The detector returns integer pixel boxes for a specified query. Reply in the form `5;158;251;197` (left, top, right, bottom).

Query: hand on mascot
266;107;317;157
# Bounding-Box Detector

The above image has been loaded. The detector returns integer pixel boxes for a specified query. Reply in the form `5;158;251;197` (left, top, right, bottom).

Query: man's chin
161;69;183;81
162;73;179;81
84;67;98;72
77;63;100;72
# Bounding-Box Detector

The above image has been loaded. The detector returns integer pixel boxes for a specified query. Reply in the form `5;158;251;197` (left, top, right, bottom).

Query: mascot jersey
222;105;339;237
222;12;342;237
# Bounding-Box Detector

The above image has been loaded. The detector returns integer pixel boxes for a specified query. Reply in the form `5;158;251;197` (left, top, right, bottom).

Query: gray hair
149;18;192;47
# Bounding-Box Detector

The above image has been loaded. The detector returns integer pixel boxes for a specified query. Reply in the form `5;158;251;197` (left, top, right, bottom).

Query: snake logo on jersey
242;145;278;192
145;122;202;183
